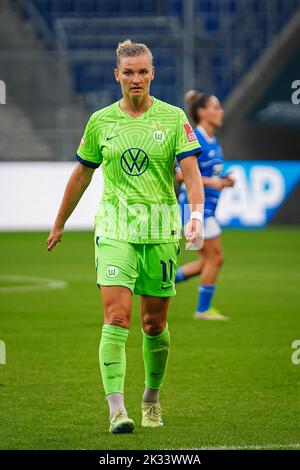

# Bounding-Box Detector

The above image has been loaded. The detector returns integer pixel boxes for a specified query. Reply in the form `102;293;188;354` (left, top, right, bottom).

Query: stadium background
0;0;300;450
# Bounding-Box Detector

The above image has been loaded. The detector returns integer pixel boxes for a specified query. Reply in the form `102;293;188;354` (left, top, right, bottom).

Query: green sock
99;324;129;396
142;325;170;390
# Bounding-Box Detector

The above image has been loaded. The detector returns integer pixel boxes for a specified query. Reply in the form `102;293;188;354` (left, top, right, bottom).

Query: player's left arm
180;156;205;249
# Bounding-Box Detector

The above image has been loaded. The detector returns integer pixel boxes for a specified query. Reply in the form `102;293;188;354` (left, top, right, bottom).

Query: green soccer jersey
76;97;202;243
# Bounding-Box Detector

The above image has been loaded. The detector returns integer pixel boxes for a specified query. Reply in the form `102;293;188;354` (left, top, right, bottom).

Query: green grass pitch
0;228;300;450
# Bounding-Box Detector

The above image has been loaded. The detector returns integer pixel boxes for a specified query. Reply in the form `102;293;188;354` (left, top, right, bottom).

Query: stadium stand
18;0;300;103
220;7;300;160
1;0;300;161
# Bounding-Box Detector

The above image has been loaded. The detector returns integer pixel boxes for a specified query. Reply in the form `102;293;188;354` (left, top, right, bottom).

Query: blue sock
175;267;186;283
196;285;215;312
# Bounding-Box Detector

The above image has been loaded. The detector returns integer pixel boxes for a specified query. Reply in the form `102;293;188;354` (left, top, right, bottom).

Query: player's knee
211;249;224;268
142;314;166;336
104;304;130;329
143;324;165;336
108;318;130;329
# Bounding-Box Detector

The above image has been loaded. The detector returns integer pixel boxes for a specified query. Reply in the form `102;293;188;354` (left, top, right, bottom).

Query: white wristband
190;211;203;222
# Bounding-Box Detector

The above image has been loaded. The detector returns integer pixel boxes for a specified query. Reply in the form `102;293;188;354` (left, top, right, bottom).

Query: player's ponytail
116;39;153;66
185;90;212;126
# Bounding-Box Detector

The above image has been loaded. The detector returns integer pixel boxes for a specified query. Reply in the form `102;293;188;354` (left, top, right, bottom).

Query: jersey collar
117;96;156;119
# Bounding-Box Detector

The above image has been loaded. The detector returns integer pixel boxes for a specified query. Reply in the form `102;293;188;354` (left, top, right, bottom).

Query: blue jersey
195;126;224;218
178;125;224;220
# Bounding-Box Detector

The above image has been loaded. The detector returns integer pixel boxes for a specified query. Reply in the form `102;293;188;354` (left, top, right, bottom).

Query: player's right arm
47;113;102;252
46;163;95;251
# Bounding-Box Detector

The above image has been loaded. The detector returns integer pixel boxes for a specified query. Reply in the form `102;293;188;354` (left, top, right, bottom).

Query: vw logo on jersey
153;130;165;143
121;147;149;176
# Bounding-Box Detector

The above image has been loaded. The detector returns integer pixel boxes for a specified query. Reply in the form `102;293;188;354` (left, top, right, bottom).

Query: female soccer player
175;90;234;320
47;40;204;434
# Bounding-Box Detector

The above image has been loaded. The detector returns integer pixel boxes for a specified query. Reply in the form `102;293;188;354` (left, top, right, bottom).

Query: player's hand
208;176;234;190
222;173;235;187
46;225;63;252
185;213;204;250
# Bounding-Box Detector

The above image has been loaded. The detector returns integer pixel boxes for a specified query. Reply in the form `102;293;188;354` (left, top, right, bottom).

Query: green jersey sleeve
76;113;103;168
175;109;202;163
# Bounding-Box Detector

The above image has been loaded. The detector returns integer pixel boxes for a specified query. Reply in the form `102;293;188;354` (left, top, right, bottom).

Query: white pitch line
0;275;67;293
185;443;300;450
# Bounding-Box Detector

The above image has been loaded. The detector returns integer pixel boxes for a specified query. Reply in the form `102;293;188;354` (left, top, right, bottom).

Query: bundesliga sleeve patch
80;137;85;145
183;123;197;142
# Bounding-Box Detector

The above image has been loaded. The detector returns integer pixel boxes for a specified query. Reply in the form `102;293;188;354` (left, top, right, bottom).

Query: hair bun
116;39;153;66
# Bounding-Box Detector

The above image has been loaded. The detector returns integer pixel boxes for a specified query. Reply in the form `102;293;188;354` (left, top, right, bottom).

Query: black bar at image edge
0;450;299;466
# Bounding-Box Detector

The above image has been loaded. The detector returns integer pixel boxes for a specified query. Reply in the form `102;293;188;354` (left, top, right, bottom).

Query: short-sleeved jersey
177;125;224;220
195;126;224;218
76;97;202;243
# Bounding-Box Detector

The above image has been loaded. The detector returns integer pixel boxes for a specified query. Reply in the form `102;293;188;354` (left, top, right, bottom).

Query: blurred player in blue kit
175;91;235;320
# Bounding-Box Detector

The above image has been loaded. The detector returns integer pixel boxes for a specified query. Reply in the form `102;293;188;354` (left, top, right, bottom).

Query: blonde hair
116;39;153;66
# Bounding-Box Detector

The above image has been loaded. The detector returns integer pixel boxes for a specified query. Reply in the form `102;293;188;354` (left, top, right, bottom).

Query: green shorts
95;237;180;297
